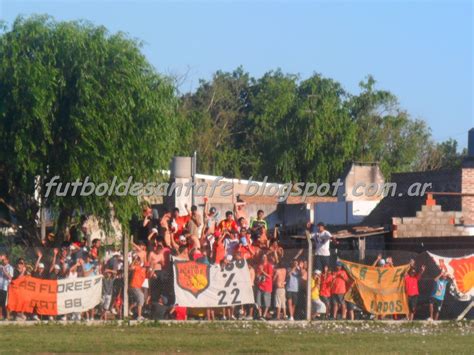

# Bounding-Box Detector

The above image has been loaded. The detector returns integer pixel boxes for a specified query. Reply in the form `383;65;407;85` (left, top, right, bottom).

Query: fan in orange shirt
217;211;238;233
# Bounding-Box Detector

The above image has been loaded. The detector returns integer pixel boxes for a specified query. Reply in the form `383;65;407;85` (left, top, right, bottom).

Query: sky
1;0;472;149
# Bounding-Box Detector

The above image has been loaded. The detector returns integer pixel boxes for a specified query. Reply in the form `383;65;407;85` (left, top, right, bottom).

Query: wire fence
0;243;473;321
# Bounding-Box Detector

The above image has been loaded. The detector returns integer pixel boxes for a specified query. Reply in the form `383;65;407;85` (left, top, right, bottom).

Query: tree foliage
0;16;464;242
0;16;179;242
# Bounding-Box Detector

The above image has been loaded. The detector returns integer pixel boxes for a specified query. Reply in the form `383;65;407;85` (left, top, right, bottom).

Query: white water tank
171;157;192;178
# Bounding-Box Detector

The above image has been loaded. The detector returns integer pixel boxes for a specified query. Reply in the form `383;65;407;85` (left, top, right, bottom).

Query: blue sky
1;0;472;149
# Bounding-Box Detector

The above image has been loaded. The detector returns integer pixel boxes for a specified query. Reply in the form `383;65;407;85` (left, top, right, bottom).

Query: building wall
462;158;474;225
392;204;470;238
315;201;379;225
337;163;385;202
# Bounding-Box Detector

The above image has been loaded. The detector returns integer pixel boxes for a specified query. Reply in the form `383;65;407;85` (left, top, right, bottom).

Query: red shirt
173;216;190;240
331;270;348;295
405;274;421;296
214;242;225;264
320;273;333;298
257;262;274;293
130;265;147;289
218;219;238;232
239;244;254;260
175;306;187;320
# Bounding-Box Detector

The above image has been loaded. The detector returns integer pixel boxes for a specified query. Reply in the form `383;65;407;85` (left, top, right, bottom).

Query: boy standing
404;265;425;320
428;271;450;321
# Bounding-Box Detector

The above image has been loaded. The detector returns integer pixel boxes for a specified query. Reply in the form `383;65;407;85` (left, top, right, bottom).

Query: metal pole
123;232;129;319
305;230;313;321
457;299;474;320
191;151;197;206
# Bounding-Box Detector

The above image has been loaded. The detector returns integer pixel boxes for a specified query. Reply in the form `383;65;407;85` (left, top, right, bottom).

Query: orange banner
341;260;410;316
7;276;58;315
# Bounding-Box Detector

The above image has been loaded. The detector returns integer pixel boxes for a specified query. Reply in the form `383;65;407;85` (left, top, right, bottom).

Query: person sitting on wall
217;211;239;233
250;210;268;241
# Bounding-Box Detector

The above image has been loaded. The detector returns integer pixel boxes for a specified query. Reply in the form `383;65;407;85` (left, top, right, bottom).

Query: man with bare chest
273;263;287;320
149;242;171;302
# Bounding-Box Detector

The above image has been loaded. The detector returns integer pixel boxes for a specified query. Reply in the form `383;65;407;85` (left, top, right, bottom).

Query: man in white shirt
0;254;14;320
307;222;336;271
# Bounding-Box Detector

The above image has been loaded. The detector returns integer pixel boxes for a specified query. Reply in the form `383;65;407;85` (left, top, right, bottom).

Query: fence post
123;232;129;319
457;299;474;320
305;230;313;321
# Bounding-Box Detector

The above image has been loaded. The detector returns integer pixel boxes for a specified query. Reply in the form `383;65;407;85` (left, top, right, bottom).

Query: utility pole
123;232;129;319
191;151;197;206
305;229;313;321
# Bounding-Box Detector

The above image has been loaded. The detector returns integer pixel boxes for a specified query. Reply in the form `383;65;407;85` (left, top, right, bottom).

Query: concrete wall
337;163;385;202
462;158;474;225
392;204;471;238
315;201;379;225
205;202;311;229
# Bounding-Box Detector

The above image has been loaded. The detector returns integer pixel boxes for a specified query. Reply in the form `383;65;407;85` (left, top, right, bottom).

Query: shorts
315;255;330;271
429;297;443;312
331;294;345;305
408;296;418;312
320;295;330;305
346;301;355;311
102;294;112;310
142;278;149;289
274;288;286;309
312;299;327;314
256;289;271;308
131;288;145;307
286;291;299;305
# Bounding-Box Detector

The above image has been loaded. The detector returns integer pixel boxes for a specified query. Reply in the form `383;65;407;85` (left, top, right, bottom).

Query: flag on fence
173;258;254;308
427;252;474;301
340;259;410;316
7;275;103;315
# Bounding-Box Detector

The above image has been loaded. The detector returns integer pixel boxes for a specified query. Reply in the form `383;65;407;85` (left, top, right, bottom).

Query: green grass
0;322;472;353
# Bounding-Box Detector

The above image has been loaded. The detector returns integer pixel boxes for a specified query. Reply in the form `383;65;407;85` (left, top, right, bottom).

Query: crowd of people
0;200;454;322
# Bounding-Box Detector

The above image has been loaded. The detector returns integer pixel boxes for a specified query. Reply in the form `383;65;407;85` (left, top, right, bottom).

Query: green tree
291;74;356;183
349;76;431;178
180;67;250;177
245;70;299;180
415;138;466;171
245;72;356;184
0;16;179;243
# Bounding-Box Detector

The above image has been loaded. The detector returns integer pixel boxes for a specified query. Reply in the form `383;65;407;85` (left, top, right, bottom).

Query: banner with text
341;259;410;315
7;275;103;315
173;258;255;308
427;252;474;301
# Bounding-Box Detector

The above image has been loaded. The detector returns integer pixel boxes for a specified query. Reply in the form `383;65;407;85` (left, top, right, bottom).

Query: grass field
0;321;472;353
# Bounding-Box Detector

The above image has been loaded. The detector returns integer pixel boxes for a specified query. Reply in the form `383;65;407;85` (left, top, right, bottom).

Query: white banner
173;258;255;308
427;252;474;301
56;275;103;314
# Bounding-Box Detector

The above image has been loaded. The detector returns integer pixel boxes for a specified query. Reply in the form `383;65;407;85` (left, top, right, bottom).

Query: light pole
305;229;313;321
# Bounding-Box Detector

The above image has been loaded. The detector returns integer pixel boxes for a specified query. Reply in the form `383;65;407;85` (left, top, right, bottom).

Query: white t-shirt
312;230;332;256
